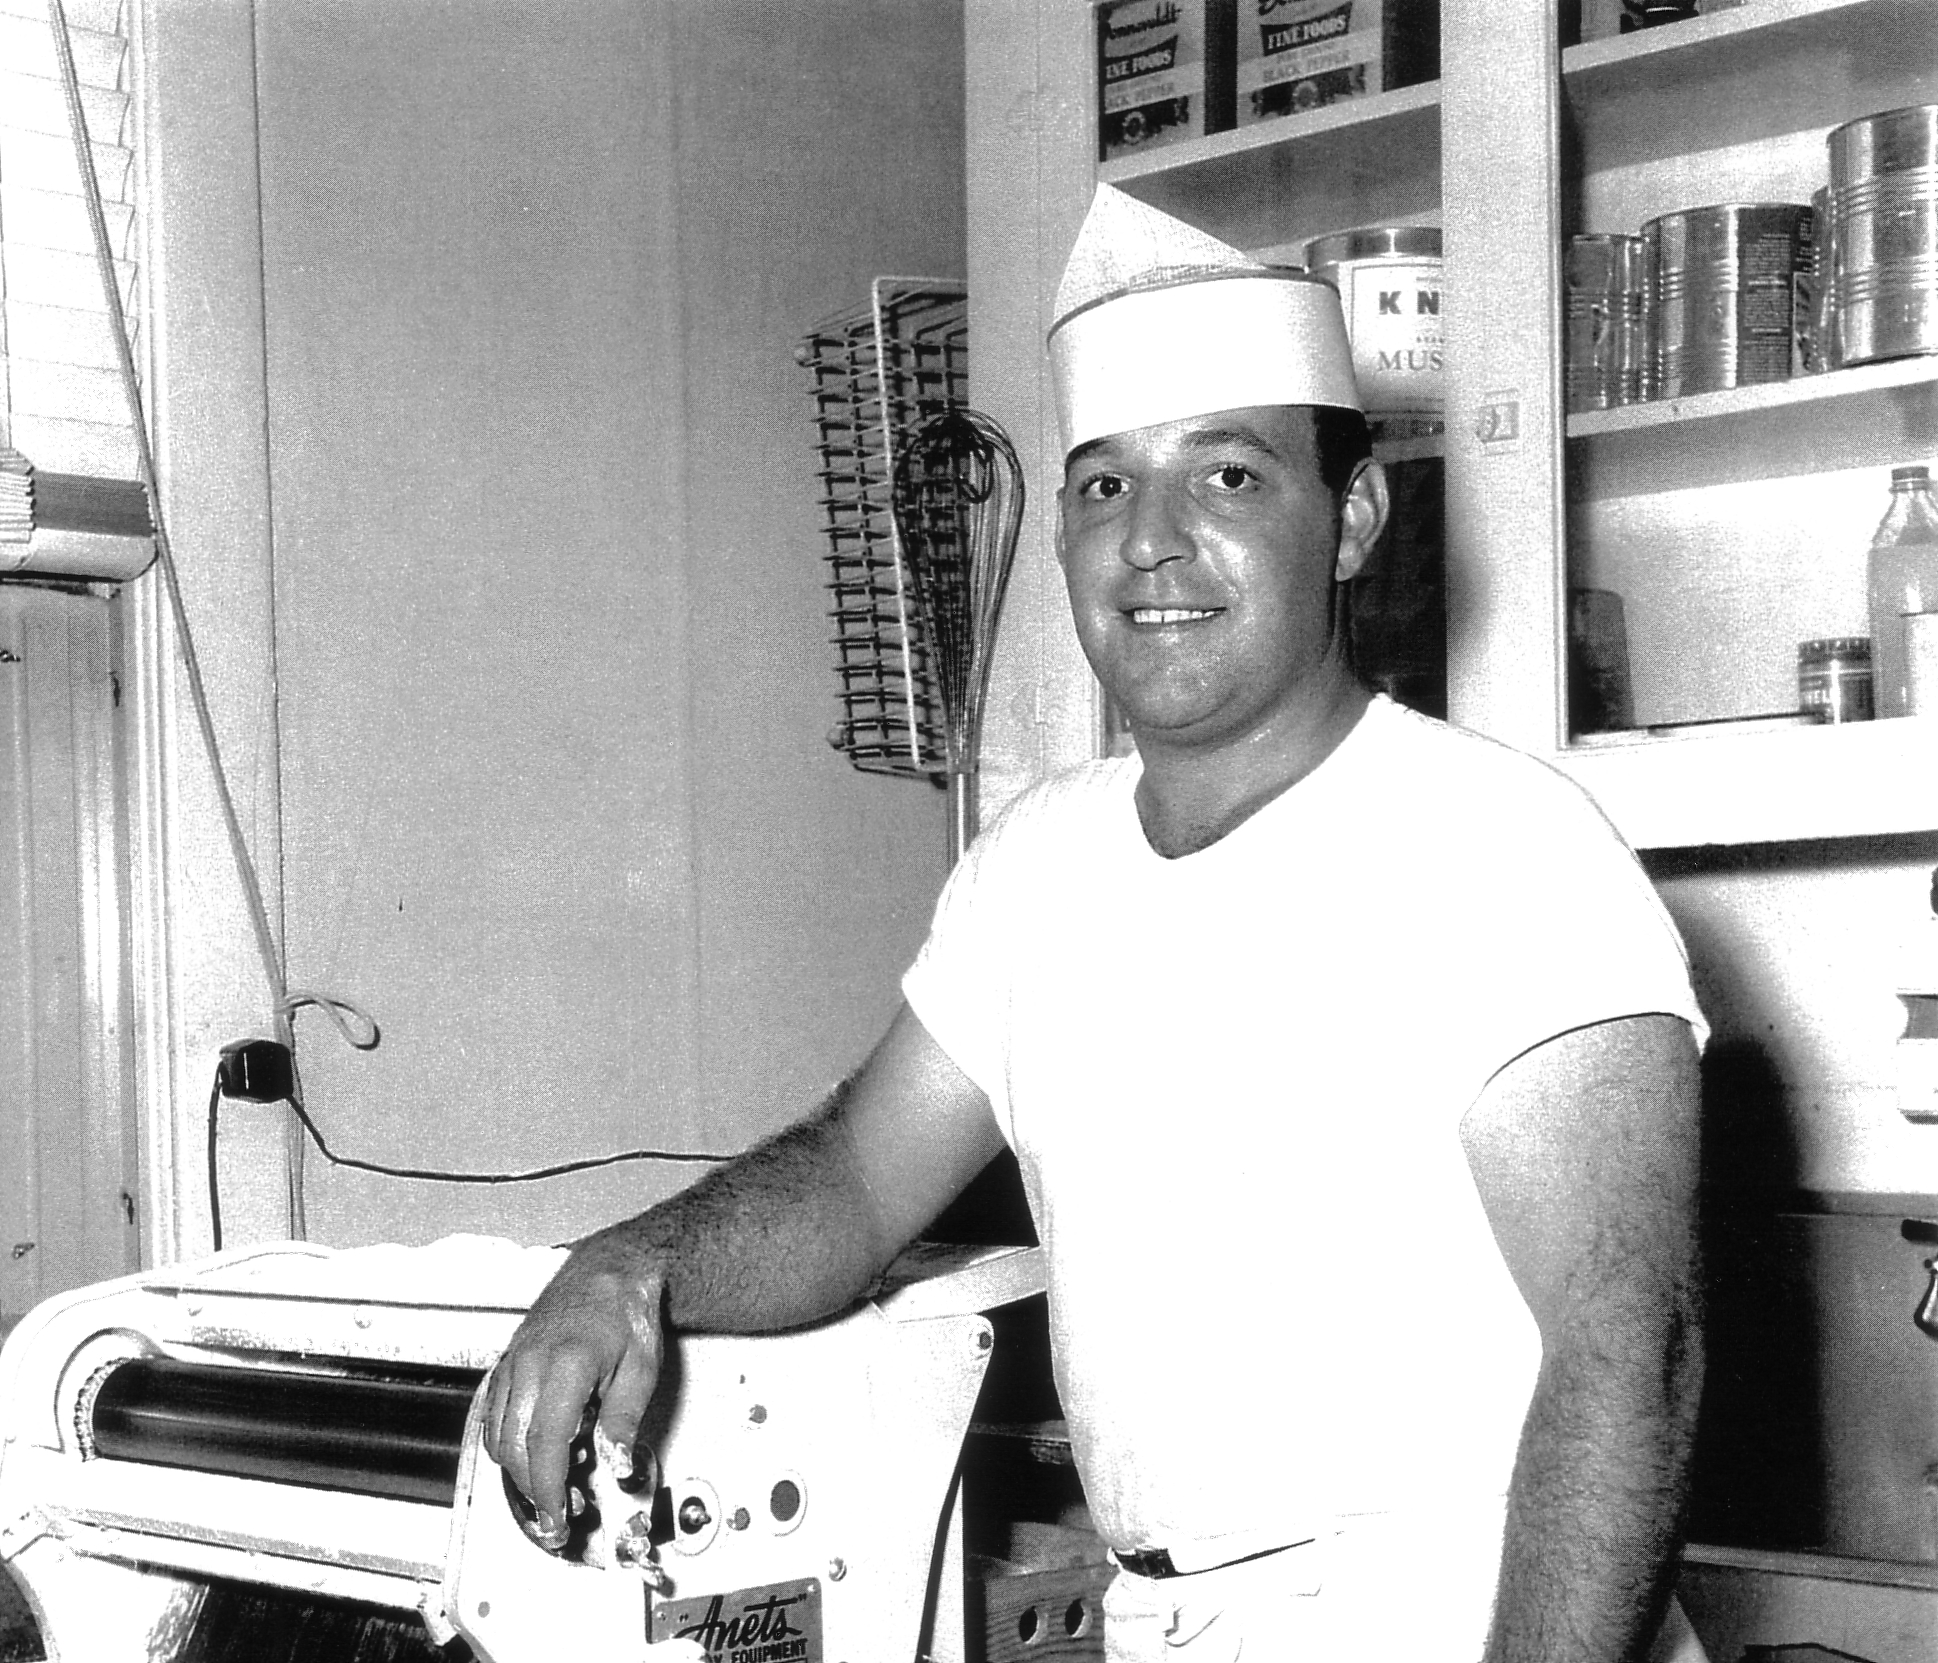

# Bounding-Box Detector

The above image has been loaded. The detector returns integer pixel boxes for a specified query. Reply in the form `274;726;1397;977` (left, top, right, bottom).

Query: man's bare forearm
567;1084;898;1336
1487;1284;1703;1663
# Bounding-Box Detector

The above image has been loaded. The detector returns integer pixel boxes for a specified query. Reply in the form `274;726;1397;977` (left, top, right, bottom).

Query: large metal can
1302;225;1443;440
1827;103;1938;367
1643;203;1812;397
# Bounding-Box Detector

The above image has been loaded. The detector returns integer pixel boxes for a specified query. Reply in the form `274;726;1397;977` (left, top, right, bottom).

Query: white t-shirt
903;697;1706;1564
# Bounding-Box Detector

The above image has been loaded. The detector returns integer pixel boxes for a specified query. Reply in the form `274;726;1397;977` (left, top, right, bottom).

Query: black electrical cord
207;1059;733;1249
207;1069;225;1252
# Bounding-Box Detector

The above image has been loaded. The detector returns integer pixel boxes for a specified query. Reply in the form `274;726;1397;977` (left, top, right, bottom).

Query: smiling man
487;186;1710;1663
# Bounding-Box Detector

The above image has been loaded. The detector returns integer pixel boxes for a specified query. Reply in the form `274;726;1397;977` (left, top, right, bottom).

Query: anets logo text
674;1591;813;1663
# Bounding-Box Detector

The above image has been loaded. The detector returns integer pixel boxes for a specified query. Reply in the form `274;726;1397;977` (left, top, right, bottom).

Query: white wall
142;0;961;1253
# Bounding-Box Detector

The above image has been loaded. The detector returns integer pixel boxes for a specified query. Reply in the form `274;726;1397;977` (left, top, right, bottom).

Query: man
486;185;1708;1661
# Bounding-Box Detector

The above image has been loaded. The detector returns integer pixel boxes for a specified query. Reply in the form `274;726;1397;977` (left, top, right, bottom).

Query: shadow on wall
1687;1037;1830;1553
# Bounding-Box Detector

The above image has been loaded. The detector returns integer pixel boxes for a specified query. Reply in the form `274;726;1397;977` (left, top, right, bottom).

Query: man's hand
480;1003;1005;1550
483;1246;667;1549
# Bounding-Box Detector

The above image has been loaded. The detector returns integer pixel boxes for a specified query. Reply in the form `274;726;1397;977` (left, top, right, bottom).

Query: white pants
1100;1505;1712;1663
1101;1505;1505;1663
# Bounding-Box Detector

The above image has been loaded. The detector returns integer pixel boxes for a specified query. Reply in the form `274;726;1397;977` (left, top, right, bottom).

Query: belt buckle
1117;1546;1179;1579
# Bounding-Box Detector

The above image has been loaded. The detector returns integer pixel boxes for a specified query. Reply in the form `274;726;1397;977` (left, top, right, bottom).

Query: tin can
1302;225;1443;441
1826;103;1938;368
1798;636;1874;723
1800;184;1839;373
1565;234;1651;411
1644;203;1813;397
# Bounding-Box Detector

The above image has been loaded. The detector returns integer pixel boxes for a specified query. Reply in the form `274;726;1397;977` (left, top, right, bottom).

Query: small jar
1798;637;1874;723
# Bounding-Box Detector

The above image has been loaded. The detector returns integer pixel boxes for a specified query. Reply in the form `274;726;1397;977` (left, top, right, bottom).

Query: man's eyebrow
1063;423;1283;476
1064;438;1114;474
1178;423;1280;457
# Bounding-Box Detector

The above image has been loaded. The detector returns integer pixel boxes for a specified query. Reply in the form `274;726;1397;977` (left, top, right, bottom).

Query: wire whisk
891;407;1025;865
798;279;967;782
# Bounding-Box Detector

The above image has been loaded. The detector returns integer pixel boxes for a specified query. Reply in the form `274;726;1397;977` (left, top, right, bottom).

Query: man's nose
1121;482;1193;571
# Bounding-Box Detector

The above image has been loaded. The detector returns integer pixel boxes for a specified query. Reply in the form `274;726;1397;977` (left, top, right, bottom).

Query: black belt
1113;1540;1299;1580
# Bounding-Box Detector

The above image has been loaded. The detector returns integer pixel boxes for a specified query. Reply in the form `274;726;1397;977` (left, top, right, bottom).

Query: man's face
1056;404;1381;752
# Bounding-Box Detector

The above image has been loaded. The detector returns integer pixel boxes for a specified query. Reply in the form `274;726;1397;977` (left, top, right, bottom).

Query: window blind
0;0;155;580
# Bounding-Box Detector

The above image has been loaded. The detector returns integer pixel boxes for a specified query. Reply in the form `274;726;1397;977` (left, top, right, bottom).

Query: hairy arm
483;1001;1005;1539
1460;1013;1704;1663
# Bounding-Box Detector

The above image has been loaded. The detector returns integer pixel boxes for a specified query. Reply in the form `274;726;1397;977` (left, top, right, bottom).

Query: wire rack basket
798;277;968;781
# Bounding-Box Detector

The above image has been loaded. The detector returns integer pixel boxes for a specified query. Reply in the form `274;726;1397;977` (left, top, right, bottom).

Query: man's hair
1312;406;1372;504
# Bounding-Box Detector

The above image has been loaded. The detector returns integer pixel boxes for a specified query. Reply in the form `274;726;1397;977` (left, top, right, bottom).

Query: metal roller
85;1357;482;1505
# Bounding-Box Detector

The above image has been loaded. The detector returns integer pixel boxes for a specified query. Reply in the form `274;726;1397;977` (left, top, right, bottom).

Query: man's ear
1333;457;1389;583
1053;484;1070;570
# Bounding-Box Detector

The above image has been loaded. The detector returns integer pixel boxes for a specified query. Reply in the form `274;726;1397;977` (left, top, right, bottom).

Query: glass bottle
1866;465;1938;719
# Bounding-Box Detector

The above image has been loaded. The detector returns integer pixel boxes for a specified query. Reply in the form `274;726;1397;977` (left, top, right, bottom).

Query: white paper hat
1048;185;1361;455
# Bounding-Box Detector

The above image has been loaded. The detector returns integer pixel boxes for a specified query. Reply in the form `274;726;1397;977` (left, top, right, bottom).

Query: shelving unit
971;0;1937;853
1549;0;1938;848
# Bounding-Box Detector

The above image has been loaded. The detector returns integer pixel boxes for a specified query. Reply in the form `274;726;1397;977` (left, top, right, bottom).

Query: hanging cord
53;6;735;1236
50;0;333;1237
49;0;293;1012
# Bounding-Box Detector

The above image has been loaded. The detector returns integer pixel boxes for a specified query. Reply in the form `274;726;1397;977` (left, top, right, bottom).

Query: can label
1098;0;1208;160
1648;206;1813;396
1326;254;1443;435
1798;660;1873;723
1236;0;1382;123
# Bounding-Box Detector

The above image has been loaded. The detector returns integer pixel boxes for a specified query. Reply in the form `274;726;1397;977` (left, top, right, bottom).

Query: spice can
1302;225;1443;440
1643;203;1813;397
1798;636;1874;723
1232;0;1439;127
1096;0;1222;162
1565;234;1651;411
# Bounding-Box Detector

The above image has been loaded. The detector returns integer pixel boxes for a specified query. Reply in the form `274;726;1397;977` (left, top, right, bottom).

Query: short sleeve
900;808;1021;1144
1459;776;1709;1088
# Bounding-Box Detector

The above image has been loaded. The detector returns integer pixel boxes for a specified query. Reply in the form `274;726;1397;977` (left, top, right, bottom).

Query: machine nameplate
649;1576;822;1662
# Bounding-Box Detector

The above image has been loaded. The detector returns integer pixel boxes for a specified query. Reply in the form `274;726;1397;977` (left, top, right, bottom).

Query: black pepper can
1798;637;1874;723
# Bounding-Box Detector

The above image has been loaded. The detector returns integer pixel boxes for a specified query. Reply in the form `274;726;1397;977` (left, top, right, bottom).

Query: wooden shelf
1562;0;1936;169
1556;717;1938;849
1101;83;1441;252
1568;358;1938;497
1565;0;1909;88
1683;1539;1938;1592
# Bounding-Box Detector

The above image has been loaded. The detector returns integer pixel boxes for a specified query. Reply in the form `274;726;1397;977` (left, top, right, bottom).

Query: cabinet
966;0;1938;851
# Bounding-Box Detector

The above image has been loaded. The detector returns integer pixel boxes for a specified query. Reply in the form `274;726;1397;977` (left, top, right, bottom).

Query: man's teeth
1132;607;1216;624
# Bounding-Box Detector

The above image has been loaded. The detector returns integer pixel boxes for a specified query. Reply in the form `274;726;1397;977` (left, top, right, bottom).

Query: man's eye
1208;464;1255;492
1078;473;1127;502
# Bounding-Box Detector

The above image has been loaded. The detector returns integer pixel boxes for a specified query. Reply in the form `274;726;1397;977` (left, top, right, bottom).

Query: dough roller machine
0;1235;1043;1661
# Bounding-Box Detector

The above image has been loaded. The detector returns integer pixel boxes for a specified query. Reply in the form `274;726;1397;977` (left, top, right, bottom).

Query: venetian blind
0;0;155;580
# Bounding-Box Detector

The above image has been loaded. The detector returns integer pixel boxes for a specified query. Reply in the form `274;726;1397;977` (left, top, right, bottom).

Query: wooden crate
969;1559;1114;1663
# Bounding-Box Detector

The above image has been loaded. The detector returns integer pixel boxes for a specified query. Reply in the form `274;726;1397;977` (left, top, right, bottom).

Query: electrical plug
218;1038;294;1103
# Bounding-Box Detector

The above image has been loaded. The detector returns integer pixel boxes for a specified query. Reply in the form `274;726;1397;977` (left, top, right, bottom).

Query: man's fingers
491;1342;602;1540
522;1364;600;1538
596;1342;662;1486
